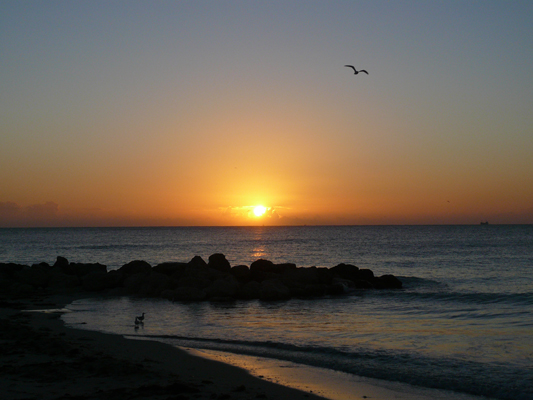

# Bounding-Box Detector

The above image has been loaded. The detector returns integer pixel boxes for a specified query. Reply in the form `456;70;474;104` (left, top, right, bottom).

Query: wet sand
1;294;491;400
0;295;326;400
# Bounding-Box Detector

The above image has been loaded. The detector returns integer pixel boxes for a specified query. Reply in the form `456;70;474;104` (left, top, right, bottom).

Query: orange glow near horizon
1;3;533;227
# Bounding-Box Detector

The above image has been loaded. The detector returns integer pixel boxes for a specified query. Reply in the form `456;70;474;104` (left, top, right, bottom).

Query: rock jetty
0;254;402;301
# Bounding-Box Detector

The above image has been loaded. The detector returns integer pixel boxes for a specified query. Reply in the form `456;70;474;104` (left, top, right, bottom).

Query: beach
1;293;493;400
1;293;331;400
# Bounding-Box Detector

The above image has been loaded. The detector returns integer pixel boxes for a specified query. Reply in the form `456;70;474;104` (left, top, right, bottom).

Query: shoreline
1;293;493;400
1;293;327;400
185;349;493;400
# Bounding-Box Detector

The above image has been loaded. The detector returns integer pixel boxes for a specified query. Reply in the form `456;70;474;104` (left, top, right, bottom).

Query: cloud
0;201;21;216
0;201;60;227
23;201;59;219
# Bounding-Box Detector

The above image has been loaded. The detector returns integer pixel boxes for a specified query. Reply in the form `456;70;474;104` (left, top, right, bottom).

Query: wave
76;244;167;250
388;277;533;307
131;333;532;400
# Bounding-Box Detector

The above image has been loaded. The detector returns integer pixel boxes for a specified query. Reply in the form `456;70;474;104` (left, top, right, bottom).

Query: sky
1;0;533;227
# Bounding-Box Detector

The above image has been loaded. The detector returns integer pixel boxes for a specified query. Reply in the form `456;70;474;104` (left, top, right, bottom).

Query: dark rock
317;267;334;285
14;267;49;288
330;263;359;281
81;271;115;292
153;262;188;276
31;262;51;270
48;271;80;290
72;262;107;277
0;263;25;279
53;256;69;269
1;255;402;300
354;279;374;289
230;265;250;281
358;269;374;281
250;259;297;282
10;283;35;297
177;276;212;289
160;289;176;301
331;277;355;289
206;275;240;298
282;267;320;286
327;282;348;295
290;283;327;298
236;281;261;299
123;272;149;294
208;253;231;273
250;259;296;274
374;274;403;289
138;271;172;297
106;270;126;287
259;279;291;301
189;256;207;268
118;260;151;275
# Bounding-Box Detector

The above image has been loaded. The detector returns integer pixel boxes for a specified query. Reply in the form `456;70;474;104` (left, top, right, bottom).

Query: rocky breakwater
0;254;402;301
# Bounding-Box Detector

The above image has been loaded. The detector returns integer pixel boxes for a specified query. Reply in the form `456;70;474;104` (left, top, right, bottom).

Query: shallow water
2;225;532;399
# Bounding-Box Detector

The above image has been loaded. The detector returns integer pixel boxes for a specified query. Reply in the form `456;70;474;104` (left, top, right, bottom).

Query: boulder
189;256;208;268
53;256;69;269
0;263;25;279
250;259;296;282
123;272;149;294
106;270;126;287
236;281;261;299
48;271;80;290
206;275;240;298
72;262;107;277
317;267;334;285
259;279;291;301
374;274;403;289
282;267;320;287
330;263;359;281
327;282;348;295
358;269;374;281
81;271;115;292
230;265;250;281
118;260;151;275
177;276;212;290
10;283;35;297
208;253;231;273
290;283;327;298
14;266;49;289
160;289;176;301
354;279;374;289
331;277;355;289
138;271;173;297
181;257;220;280
153;262;188;276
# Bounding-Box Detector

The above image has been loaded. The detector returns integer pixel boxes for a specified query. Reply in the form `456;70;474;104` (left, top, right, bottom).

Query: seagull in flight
344;65;368;75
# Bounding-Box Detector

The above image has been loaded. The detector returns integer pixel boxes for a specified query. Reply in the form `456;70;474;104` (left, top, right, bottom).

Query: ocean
1;225;532;399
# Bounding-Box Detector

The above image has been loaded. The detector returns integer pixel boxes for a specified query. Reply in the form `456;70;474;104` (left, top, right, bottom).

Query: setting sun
253;205;267;217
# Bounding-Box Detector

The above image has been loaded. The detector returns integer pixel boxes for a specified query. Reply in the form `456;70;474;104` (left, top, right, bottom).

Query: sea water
1;225;532;399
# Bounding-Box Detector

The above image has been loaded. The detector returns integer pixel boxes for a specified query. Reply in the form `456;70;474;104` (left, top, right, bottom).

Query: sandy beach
1;294;328;400
1;293;493;400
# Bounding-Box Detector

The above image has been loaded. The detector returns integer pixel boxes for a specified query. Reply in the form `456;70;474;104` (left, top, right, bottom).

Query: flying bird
136;313;145;323
344;65;368;75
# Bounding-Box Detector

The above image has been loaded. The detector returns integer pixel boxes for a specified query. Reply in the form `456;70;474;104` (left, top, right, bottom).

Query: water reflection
250;226;268;260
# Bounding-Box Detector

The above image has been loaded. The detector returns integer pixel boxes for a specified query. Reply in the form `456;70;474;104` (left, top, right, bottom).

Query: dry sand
0;294;491;400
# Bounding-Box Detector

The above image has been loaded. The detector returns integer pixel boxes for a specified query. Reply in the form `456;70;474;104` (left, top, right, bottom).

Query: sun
253;205;267;217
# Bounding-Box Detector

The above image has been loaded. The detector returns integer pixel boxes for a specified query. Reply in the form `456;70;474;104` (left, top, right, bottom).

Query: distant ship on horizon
480;221;489;225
